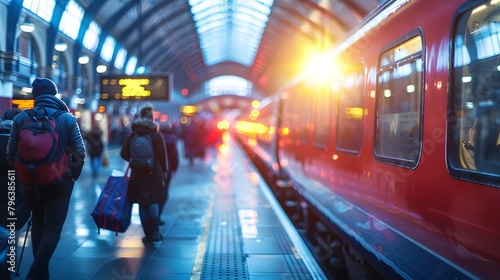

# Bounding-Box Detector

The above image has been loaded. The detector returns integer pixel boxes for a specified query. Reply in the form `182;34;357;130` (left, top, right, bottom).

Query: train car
234;0;500;279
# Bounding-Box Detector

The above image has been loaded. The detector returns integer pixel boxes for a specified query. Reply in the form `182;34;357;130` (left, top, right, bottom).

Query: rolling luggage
91;168;132;235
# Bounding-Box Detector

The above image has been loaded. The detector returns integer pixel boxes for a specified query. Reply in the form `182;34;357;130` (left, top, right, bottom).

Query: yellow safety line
190;190;216;280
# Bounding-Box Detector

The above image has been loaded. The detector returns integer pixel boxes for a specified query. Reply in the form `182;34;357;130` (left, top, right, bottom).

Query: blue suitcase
91;169;132;235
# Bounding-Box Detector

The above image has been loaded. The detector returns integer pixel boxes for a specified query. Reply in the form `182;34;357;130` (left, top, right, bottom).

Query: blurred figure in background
181;118;205;165
0;109;30;280
85;125;104;178
159;123;179;219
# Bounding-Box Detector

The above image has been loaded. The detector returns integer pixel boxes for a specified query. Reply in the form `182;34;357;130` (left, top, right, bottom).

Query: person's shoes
151;231;163;242
143;232;163;245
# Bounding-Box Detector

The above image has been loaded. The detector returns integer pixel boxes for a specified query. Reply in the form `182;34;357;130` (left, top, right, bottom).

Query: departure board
100;75;172;100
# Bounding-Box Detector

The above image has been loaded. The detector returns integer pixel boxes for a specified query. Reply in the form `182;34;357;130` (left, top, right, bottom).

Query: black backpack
129;133;154;172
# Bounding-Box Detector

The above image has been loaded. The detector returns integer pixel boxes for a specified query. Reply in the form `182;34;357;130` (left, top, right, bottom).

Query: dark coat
181;122;205;158
160;129;179;173
121;118;167;205
0;119;30;229
6;95;86;186
86;128;104;158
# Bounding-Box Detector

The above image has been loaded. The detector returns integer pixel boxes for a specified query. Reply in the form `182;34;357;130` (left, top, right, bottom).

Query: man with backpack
121;104;168;244
6;77;86;280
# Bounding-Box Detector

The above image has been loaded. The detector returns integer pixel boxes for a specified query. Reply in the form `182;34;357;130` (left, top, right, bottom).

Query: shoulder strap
29;107;65;119
24;109;36;119
51;110;66;118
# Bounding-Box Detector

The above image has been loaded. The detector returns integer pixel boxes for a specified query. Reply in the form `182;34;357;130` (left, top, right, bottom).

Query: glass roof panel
189;0;274;67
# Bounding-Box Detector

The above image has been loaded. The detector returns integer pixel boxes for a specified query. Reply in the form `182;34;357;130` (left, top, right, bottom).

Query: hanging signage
99;75;173;101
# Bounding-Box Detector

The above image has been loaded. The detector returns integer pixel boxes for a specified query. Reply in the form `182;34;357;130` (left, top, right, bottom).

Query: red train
234;0;500;279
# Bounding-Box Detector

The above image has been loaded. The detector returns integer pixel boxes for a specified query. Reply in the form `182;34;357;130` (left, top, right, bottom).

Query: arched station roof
11;0;386;99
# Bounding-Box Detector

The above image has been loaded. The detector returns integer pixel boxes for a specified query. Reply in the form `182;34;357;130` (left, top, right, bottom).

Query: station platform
13;134;326;280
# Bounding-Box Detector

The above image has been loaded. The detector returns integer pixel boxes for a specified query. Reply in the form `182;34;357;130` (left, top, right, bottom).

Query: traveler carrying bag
91;167;132;235
15;108;67;185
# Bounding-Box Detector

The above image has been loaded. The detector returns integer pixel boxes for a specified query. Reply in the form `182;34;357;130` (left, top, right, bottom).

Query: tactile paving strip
201;191;248;279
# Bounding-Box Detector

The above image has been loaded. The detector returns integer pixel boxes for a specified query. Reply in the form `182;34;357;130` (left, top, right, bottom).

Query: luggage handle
124;163;131;178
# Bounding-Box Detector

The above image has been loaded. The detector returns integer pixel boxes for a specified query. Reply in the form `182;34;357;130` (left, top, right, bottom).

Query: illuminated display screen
12;99;34;109
100;75;172;100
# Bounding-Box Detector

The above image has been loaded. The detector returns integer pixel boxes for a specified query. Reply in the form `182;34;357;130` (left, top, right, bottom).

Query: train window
312;81;332;148
281;84;311;145
374;34;423;168
449;2;500;185
336;61;365;154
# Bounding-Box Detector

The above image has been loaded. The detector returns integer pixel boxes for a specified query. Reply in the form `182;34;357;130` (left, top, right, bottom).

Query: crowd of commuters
0;78;213;280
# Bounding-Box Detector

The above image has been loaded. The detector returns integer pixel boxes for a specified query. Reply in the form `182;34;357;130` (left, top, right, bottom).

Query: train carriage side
233;97;282;180
277;0;500;279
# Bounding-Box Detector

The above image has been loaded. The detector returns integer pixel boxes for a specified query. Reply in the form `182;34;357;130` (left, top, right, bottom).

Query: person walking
181;118;205;165
85;125;104;178
6;78;86;280
159;123;179;218
120;104;168;244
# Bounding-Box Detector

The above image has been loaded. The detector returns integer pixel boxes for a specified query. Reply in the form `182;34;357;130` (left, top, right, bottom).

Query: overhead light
19;17;35;33
96;65;107;73
78;55;89;64
55;42;67;52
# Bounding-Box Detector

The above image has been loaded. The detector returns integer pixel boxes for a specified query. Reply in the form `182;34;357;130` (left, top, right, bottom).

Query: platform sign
99;75;172;101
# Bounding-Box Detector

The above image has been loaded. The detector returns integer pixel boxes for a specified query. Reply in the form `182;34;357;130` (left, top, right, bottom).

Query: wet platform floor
12;136;326;280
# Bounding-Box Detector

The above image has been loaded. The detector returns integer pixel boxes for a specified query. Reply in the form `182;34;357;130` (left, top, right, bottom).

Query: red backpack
15;108;68;185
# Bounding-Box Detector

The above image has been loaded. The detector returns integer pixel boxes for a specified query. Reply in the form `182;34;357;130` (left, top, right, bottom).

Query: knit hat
32;78;58;99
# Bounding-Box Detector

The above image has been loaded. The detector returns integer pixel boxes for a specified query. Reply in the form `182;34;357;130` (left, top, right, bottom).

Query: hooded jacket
121;117;167;205
6;95;86;185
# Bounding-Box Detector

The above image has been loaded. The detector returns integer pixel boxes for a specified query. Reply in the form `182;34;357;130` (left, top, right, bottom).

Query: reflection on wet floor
12;137;325;280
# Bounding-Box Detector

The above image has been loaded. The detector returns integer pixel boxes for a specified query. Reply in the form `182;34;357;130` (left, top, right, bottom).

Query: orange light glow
221;131;230;143
248;138;257;146
217;120;230;130
235;121;268;137
344;107;363;120
12;99;34;110
251;100;260;108
180;105;199;115
332;154;339;160
218;143;229;154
